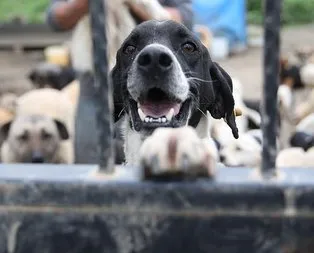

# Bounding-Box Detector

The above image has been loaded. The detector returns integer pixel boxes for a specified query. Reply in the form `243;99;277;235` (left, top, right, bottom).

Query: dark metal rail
261;0;282;177
89;0;115;172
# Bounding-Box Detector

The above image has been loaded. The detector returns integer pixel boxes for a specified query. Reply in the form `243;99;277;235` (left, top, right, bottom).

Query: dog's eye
42;131;52;140
18;133;28;142
182;42;197;53
123;45;136;55
235;146;241;151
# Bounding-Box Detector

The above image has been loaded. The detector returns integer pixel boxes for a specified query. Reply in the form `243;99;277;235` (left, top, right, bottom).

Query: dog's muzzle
127;44;191;131
137;46;173;76
31;151;44;163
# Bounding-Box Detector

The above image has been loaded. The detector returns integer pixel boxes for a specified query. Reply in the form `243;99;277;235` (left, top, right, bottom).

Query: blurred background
0;0;314;100
0;0;314;168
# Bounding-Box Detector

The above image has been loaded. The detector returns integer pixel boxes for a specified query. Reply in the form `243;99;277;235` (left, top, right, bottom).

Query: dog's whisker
184;70;198;77
197;108;208;118
187;77;214;84
118;108;126;118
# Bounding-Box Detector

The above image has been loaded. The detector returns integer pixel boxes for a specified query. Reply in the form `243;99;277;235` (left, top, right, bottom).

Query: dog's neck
121;116;146;165
121;113;211;165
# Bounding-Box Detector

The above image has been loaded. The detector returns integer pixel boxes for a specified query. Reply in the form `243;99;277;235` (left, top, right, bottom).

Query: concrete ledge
0;24;71;50
0;165;314;252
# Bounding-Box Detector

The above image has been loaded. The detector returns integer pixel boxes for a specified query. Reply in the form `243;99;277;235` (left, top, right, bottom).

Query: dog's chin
127;88;192;133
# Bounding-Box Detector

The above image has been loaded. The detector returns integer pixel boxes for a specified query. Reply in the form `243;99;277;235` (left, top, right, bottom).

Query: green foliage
0;0;314;25
247;0;314;25
0;0;49;23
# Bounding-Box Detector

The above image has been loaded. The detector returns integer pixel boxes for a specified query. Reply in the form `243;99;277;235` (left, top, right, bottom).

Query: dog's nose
220;154;226;163
31;151;44;163
137;48;173;72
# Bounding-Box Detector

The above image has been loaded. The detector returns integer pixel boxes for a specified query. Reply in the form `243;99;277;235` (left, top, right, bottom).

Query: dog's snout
31;151;44;163
159;53;172;68
220;154;226;163
138;52;152;67
137;47;173;72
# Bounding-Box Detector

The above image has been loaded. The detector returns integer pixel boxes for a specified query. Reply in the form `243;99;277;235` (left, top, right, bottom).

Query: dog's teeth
143;116;167;124
166;108;175;121
138;108;146;121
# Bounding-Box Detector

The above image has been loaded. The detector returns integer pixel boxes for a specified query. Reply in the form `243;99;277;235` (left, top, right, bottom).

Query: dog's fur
111;20;238;177
61;80;80;108
276;147;314;167
0;88;75;164
296;113;314;134
280;56;304;89
0;93;18;148
210;77;261;147
295;88;314;121
290;131;314;151
16;88;75;134
219;129;262;167
1;114;72;164
277;83;297;149
28;62;76;90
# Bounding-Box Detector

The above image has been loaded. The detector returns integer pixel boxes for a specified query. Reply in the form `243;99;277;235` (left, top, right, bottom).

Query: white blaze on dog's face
112;20;239;138
1;115;69;163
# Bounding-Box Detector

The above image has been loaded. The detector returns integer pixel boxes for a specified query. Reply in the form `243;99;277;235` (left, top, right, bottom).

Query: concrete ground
0;24;314;100
220;24;314;100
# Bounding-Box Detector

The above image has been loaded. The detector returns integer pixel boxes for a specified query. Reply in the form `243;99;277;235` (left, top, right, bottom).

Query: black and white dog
111;20;239;179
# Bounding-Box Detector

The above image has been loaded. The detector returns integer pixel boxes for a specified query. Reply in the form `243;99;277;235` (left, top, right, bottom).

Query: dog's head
1;114;69;163
112;20;238;138
280;57;303;89
219;130;262;167
28;62;76;90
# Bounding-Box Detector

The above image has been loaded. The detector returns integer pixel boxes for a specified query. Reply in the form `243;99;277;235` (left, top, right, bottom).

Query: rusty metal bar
261;0;282;177
89;0;115;171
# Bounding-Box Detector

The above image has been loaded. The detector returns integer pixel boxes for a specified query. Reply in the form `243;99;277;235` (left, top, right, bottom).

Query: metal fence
90;0;115;172
90;0;282;176
261;0;282;178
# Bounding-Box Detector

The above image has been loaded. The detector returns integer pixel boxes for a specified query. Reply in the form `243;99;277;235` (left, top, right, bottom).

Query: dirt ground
0;24;314;100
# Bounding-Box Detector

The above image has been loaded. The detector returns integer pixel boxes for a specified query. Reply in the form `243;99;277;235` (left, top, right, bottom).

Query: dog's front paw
139;126;218;180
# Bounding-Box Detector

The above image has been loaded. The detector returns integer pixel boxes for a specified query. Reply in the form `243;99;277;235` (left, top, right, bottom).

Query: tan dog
276;147;314;167
16;88;75;134
61;80;80;108
0;93;17;125
1;114;72;163
0;93;18;146
0;88;75;164
295;87;314;122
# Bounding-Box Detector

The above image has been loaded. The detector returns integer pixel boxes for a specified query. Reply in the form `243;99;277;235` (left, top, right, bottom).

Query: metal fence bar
89;0;115;172
261;0;282;177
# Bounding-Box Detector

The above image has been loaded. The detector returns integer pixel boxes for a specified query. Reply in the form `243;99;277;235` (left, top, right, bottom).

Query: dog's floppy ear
110;52;125;122
0;120;12;140
28;70;37;83
54;120;69;140
208;62;239;139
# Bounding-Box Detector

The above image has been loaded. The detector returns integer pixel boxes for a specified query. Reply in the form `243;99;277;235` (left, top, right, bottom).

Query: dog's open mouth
129;88;191;130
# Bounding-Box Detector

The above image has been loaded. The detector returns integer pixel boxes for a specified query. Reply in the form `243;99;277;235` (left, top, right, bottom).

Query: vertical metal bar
261;0;282;177
89;0;115;172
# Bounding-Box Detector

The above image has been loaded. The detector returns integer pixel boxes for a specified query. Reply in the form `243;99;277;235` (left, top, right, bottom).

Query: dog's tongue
139;101;181;118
